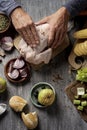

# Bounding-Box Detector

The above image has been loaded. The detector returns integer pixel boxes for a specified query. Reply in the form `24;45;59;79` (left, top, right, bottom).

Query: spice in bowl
4;57;31;83
0;13;10;33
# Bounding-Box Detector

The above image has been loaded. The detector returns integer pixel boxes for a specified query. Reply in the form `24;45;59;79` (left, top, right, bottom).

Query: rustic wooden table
0;0;87;130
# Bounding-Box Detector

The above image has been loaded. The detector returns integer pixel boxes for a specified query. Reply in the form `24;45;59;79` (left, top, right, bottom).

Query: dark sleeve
0;0;21;16
64;0;87;18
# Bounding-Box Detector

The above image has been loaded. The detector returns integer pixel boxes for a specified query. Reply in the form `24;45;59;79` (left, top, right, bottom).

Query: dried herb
0;14;9;32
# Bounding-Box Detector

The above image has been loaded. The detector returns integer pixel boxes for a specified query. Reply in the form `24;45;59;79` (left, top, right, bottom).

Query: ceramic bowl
0;12;10;33
30;82;55;108
4;58;31;83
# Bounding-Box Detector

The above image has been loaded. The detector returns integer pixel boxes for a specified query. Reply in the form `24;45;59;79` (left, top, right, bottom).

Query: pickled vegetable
81;101;87;107
76;68;87;82
81;94;87;99
74;95;79;99
77;106;83;111
73;100;81;105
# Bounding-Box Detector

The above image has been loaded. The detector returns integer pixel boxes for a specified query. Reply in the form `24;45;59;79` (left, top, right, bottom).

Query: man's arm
0;0;21;16
36;0;87;48
64;0;87;18
0;0;39;47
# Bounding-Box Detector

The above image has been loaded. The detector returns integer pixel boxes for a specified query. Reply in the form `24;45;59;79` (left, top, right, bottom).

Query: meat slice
25;48;52;64
18;23;52;65
19;39;36;61
34;23;50;53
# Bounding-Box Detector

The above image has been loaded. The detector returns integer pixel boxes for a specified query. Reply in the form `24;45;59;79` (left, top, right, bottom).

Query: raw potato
9;96;27;112
21;112;38;129
74;40;87;56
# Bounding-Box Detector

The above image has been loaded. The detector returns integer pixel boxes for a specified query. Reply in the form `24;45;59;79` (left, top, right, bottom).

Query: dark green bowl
30;82;55;108
0;12;10;33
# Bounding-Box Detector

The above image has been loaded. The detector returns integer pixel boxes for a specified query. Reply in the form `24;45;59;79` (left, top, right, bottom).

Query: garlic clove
1;36;13;43
8;61;14;73
19;67;28;78
1;36;13;51
13;58;25;69
1;42;13;51
0;103;7;115
8;69;19;79
21;112;38;129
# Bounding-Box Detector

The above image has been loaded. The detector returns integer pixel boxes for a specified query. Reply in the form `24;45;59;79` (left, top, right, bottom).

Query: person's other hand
11;7;39;47
36;7;69;48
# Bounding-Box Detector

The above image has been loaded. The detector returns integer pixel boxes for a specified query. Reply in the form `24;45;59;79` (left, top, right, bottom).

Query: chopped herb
0;14;9;32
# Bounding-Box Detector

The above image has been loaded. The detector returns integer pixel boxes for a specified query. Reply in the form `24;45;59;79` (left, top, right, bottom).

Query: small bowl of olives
30;82;55;108
4;57;31;83
0;12;11;33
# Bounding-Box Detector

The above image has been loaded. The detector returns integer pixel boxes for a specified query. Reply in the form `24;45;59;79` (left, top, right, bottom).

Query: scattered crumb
52;73;63;82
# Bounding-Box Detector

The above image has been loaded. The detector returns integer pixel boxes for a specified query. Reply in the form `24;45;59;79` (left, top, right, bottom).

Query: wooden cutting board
65;81;87;122
13;35;69;69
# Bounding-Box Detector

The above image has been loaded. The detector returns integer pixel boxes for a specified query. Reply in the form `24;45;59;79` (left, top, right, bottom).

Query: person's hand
11;7;39;47
36;7;70;48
